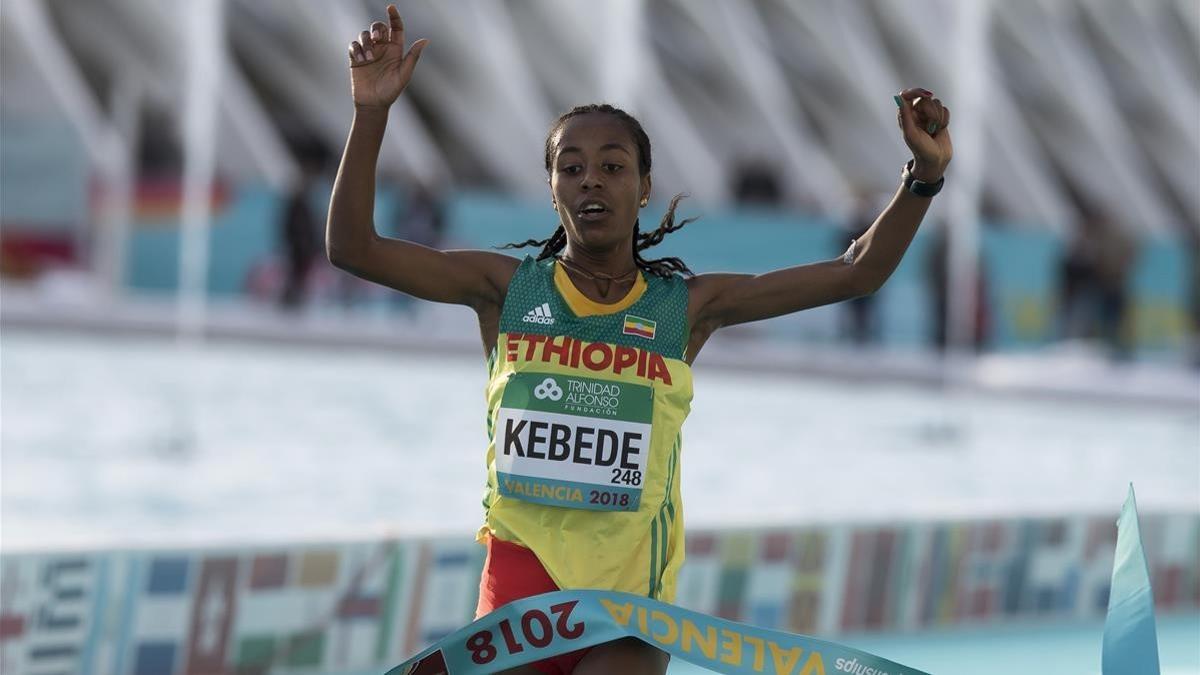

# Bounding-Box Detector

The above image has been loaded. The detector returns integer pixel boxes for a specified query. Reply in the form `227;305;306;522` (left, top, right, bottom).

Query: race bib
495;372;653;512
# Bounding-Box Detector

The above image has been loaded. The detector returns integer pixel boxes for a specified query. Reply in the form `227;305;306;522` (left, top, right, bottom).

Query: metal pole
6;0;132;300
601;0;642;109
947;0;991;354
177;0;224;345
98;74;140;300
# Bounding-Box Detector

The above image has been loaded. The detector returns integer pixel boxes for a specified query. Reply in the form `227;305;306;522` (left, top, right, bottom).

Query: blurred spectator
385;181;447;313
397;182;446;249
278;140;328;311
731;160;783;208
137;108;183;176
1059;204;1137;358
1189;233;1200;368
928;224;990;352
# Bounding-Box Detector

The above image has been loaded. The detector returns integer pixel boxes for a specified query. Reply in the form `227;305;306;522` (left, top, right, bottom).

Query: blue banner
387;590;929;675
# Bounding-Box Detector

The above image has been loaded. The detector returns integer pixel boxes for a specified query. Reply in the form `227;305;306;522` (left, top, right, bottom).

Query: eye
560;165;581;175
603;163;623;173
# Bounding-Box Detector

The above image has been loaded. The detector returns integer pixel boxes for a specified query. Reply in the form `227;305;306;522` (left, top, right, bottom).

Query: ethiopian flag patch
622;314;656;340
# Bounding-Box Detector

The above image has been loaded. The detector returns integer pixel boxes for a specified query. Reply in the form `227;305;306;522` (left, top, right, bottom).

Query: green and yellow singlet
477;256;694;602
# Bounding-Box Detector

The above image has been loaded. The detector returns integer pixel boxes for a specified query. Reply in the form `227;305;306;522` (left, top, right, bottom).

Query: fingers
399;38;430;81
350;6;420;69
348;40;367;65
895;92;920;138
370;21;388;44
357;30;374;60
914;97;944;134
388;4;404;46
406;38;430;62
896;88;949;136
897;87;933;104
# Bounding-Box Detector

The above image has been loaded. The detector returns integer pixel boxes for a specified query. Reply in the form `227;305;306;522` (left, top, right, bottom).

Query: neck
558;240;639;301
559;240;638;278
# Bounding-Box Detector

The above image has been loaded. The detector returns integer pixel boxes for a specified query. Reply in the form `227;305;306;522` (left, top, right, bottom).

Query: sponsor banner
407;542;484;652
386;590;929;675
0;555;95;675
1;514;1197;674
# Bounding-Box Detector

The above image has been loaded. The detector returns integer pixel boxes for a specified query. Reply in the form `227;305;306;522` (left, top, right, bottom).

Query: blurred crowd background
1;0;1196;365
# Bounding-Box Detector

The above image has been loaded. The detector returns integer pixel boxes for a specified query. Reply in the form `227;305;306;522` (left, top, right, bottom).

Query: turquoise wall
123;189;1193;359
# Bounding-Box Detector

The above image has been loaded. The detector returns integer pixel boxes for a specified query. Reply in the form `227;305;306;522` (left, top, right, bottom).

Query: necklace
555;255;638;299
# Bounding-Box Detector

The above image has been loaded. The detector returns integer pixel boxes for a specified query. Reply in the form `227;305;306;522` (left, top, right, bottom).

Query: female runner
328;6;952;674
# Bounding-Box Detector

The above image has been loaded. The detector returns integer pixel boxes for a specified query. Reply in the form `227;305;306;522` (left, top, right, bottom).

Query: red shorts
476;536;592;675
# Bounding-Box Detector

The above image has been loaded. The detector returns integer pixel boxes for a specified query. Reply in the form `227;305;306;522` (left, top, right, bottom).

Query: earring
640;198;648;207
552;202;558;211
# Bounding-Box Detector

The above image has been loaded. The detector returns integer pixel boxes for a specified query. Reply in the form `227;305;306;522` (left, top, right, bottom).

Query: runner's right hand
349;4;428;109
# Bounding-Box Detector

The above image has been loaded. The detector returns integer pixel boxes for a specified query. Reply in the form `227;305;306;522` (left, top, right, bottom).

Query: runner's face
549;114;650;253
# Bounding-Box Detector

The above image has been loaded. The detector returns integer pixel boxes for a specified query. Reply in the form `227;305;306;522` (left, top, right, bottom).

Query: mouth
575;199;611;222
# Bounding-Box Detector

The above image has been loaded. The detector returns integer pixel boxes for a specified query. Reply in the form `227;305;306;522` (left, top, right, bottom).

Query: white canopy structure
3;0;1197;308
4;0;1197;226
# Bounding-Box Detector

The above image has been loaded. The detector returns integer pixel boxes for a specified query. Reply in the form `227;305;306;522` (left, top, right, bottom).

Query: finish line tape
387;590;929;675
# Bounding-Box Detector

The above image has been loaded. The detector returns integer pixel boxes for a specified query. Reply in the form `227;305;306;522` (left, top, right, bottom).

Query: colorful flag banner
386;590;929;675
1101;485;1160;675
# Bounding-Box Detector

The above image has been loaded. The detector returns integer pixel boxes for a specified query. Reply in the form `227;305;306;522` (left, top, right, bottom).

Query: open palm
349;4;428;109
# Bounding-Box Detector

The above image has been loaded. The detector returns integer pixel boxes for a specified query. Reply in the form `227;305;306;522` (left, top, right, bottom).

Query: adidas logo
522;302;555;325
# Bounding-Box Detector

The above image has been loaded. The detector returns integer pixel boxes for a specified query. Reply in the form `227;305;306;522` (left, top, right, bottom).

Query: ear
640;174;652;206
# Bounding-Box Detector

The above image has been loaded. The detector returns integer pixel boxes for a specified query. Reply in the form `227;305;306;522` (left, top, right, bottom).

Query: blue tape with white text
386;590;929;675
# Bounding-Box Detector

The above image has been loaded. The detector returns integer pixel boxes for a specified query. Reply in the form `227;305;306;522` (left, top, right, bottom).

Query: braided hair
500;104;695;277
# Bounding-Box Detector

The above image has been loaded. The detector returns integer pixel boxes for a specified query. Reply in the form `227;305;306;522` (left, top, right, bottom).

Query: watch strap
902;160;944;198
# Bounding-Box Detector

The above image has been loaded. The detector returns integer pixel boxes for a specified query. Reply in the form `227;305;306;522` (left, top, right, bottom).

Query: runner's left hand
896;88;952;182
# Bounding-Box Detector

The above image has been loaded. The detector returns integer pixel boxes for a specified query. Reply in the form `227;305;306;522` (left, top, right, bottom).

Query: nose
580;165;603;191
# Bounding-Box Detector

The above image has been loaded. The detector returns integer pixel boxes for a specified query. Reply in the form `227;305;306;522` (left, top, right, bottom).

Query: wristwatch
902;160;944;198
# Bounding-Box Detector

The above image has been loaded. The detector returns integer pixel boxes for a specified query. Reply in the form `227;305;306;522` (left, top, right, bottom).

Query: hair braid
499;104;696;277
634;193;695;277
497;225;566;261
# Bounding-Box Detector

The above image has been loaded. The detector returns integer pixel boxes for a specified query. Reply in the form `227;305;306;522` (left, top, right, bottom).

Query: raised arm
327;5;518;310
686;88;952;350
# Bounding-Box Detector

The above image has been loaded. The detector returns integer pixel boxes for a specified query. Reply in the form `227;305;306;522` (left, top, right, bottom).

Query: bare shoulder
685;271;750;326
685;271;745;296
447;248;523;296
331;238;522;311
447;249;523;271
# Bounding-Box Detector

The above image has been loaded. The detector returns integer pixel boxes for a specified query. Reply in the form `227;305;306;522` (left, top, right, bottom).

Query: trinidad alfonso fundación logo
533;377;623;418
533;377;563;401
